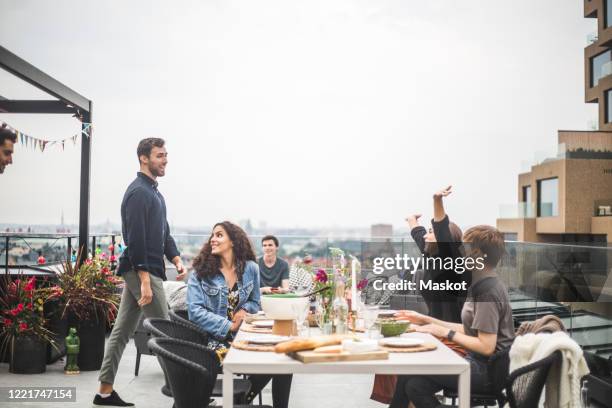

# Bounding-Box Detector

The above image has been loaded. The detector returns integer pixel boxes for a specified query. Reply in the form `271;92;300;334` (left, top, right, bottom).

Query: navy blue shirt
117;172;180;280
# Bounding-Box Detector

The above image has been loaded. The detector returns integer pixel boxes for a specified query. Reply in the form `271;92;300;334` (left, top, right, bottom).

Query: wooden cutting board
288;349;389;363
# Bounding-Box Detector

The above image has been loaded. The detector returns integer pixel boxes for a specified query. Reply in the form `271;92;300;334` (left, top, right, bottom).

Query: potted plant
0;275;57;374
45;252;120;371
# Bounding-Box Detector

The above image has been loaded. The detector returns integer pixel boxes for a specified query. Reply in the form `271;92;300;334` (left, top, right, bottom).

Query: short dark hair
261;235;279;247
463;225;506;267
137;138;165;163
0;126;17;146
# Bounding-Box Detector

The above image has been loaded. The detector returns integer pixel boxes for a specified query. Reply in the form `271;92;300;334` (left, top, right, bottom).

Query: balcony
595;199;612;216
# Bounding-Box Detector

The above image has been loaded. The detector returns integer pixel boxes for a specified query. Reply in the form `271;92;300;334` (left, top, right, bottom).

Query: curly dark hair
192;221;256;280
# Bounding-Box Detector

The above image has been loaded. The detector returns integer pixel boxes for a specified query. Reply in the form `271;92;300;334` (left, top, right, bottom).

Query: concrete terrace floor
0;337;386;408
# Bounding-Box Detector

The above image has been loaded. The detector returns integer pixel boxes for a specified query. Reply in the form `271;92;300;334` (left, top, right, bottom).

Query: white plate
252;320;274;328
379;337;424;348
245;335;291;345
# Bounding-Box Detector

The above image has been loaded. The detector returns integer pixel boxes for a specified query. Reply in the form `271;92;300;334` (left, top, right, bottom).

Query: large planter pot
45;299;67;364
67;312;106;371
9;335;47;374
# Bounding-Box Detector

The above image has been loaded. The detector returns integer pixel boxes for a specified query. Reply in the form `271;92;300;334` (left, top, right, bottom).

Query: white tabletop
222;329;471;407
223;329;469;375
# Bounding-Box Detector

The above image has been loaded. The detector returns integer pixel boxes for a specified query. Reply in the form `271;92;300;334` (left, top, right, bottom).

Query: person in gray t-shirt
391;224;514;408
258;235;290;294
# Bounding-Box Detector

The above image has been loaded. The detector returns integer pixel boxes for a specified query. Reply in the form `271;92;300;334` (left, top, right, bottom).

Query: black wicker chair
143;318;252;402
169;309;190;324
444;347;510;407
148;337;271;408
133;315;152;377
144;317;210;344
505;350;561;408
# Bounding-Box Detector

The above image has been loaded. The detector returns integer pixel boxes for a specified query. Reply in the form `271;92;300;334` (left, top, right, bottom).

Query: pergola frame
0;45;93;258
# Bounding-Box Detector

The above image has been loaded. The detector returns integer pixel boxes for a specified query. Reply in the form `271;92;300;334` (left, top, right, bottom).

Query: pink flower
100;252;107;259
24;278;35;292
85;258;93;265
16;303;24;312
108;244;114;252
101;267;110;275
10;308;19;316
3;318;12;326
315;269;328;283
357;278;369;291
109;255;117;262
18;322;28;332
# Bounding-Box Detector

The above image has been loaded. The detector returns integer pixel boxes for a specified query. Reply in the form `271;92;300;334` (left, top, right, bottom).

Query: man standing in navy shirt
94;138;186;407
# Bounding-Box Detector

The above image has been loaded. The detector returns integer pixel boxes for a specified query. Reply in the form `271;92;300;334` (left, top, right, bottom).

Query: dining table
222;328;471;408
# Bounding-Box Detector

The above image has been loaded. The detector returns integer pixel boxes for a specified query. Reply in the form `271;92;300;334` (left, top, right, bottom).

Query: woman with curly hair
187;221;292;407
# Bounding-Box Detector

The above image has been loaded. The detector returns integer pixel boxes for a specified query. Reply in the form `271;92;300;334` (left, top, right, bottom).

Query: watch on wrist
447;329;456;341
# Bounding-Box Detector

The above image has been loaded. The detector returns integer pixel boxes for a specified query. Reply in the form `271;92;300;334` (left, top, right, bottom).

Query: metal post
4;236;9;272
78;103;92;263
67;237;72;261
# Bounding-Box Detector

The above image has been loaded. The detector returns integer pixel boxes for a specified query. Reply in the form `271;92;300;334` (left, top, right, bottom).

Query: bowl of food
379;319;410;337
261;294;309;320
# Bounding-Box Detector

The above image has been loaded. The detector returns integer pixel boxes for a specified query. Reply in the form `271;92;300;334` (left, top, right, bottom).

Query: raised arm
433;185;452;222
407;214;427;253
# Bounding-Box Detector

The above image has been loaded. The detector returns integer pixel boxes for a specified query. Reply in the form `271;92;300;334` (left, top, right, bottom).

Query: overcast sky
0;0;597;232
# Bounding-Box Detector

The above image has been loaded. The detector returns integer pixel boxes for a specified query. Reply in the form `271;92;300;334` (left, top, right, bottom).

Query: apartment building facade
496;1;612;244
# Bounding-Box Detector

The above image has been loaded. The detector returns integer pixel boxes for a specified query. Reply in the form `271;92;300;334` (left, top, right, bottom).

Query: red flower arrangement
46;251;121;324
0;275;56;355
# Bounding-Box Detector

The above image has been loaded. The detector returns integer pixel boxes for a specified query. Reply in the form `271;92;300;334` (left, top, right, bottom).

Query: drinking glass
361;304;379;338
292;302;309;336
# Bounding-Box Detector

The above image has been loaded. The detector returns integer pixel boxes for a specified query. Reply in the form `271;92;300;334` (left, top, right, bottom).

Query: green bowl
379;320;410;337
262;293;300;298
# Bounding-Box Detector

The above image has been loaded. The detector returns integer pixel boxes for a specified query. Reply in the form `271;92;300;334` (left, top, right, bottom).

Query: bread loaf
274;335;353;353
313;345;344;354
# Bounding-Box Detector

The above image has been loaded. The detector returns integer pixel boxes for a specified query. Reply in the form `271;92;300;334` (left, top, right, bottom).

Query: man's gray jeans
98;270;168;385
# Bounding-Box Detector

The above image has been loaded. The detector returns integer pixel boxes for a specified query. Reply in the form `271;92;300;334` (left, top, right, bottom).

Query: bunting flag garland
1;121;92;153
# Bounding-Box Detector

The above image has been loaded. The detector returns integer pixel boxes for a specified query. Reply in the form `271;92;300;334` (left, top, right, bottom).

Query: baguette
274;335;353;353
313;345;344;354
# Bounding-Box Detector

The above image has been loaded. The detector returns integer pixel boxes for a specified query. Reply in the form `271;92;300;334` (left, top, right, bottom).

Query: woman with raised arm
390;225;514;408
187;221;292;408
405;186;467;323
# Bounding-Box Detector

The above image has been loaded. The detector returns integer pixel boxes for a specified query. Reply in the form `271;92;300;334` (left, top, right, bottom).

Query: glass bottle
332;281;348;334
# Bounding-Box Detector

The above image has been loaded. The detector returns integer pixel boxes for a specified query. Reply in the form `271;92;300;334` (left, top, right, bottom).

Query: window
590;51;612;87
522;185;533;217
537;178;559;217
503;233;518;241
607;0;612;28
606;89;612;123
522;185;531;203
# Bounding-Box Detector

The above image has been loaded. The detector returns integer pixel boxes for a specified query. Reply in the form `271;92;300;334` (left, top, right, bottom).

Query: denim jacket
187;260;261;340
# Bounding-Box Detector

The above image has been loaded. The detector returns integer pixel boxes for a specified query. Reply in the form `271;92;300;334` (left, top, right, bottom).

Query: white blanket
163;281;187;311
509;332;589;408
